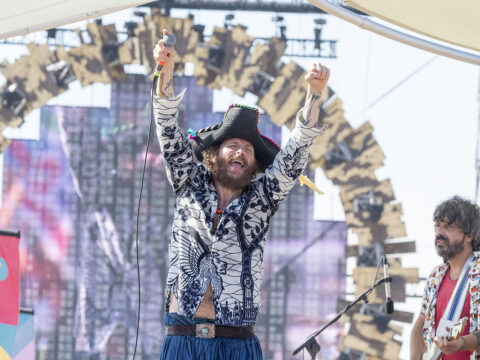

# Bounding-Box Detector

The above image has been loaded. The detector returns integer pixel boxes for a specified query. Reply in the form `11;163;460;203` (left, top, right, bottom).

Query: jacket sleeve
420;276;431;316
260;109;324;213
153;90;196;192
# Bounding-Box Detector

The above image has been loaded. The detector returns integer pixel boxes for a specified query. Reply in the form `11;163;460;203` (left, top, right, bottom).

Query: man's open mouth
231;160;244;168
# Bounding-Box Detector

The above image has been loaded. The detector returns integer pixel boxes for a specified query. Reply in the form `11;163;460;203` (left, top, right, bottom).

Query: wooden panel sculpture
235;38;286;97
207;25;254;91
0;44;59;112
193;26;227;88
258;60;307;127
339;313;403;359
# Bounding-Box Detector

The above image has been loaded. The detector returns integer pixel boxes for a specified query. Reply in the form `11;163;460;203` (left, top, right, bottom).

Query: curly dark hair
433;195;480;251
201;146;220;173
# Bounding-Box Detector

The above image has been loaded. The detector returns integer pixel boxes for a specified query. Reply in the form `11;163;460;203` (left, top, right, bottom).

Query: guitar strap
436;253;474;335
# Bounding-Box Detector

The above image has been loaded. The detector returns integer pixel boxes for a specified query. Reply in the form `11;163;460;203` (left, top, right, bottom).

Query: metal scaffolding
146;0;362;14
0;21;338;58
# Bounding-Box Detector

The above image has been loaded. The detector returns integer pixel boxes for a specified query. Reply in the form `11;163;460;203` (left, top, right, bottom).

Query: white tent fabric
0;0;151;40
345;0;480;52
308;0;480;66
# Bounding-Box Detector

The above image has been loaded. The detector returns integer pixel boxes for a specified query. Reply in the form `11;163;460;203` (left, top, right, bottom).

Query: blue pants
160;313;263;360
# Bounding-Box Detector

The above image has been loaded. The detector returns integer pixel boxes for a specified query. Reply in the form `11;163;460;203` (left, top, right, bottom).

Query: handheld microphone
154;33;176;78
383;256;394;314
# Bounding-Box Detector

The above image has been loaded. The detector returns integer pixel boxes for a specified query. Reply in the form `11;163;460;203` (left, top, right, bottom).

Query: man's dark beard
435;234;466;260
211;154;257;190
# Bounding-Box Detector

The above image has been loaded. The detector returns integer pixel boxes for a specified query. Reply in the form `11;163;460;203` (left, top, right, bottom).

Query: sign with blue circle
0;257;8;281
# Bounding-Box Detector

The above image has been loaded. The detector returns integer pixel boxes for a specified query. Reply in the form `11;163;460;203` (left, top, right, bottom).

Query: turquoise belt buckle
196;323;215;338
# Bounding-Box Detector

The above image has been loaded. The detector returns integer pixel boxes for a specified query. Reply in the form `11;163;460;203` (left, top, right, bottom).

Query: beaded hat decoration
188;104;280;171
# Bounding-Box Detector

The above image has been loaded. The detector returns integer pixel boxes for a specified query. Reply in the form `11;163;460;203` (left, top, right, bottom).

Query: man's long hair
202;146;220;173
433;195;480;250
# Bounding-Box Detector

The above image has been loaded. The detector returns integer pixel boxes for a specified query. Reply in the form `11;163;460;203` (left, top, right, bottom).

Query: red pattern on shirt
435;268;471;360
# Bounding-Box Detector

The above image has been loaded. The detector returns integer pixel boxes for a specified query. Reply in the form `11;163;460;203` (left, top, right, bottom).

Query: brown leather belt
166;323;254;339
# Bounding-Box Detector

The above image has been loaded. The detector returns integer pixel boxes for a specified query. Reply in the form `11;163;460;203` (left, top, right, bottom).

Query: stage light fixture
1;83;27;116
358;243;382;266
248;71;275;97
207;46;224;73
102;43;121;67
314;18;327;50
193;24;205;43
124;22;138;39
224;14;234;29
279;25;286;41
46;28;57;39
325;139;353;168
271;16;286;40
353;189;384;222
133;11;146;19
46;61;76;89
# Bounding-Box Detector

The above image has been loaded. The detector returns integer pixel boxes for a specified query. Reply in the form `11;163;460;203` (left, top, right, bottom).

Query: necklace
212;208;222;232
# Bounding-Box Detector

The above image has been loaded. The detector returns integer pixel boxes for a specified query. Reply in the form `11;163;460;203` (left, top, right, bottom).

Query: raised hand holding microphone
153;29;176;98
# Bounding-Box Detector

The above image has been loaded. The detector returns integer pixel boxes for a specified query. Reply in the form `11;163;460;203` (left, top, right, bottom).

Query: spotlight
271;16;286;40
207;46;224;72
314;28;322;49
314;18;327;50
279;25;287;41
1;83;27;116
133;11;146;19
193;24;205;43
102;43;120;67
124;22;138;39
325;140;353;169
46;28;57;39
358;243;382;266
314;18;327;26
46;61;76;89
248;71;274;97
353;189;384;222
224;14;234;29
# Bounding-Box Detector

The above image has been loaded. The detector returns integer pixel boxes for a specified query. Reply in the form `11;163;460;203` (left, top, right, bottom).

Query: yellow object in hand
298;174;324;195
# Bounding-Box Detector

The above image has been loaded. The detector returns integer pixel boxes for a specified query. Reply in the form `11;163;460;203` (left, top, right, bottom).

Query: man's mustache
436;235;449;242
228;154;246;164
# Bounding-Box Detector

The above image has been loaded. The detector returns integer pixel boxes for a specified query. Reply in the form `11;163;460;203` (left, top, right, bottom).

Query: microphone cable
132;75;157;359
371;253;384;289
133;31;175;358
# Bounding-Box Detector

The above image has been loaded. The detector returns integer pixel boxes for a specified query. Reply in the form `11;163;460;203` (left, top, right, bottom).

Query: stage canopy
346;0;480;52
0;0;151;40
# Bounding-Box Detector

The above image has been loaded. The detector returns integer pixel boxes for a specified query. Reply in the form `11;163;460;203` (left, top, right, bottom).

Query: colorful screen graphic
0;231;20;358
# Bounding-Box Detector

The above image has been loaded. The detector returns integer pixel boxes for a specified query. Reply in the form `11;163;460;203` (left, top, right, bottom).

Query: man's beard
211;154;257;190
435;234;466;260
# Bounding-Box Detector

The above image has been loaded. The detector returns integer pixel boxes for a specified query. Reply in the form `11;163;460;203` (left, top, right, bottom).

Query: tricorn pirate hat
187;104;281;170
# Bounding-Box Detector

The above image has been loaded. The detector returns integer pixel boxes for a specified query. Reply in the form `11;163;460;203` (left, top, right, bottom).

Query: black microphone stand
291;276;392;359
